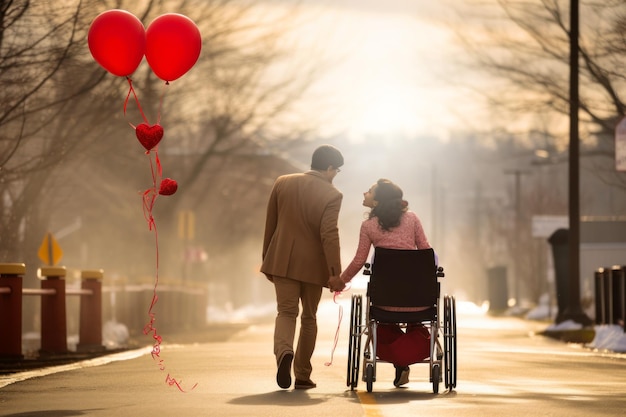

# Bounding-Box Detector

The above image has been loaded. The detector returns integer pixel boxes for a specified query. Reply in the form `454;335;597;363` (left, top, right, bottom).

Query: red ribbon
123;77;196;392
123;77;149;128
324;285;350;367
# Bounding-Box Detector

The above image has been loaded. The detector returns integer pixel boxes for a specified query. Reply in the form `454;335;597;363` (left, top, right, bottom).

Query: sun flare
287;2;458;138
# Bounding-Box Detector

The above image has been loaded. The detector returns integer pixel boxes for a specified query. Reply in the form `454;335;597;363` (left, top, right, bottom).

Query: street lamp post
564;0;592;325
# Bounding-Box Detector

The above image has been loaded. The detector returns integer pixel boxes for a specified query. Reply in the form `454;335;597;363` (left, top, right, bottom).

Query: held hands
328;275;346;293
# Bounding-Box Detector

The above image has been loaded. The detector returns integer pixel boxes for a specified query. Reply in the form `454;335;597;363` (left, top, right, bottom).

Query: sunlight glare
284;1;460;139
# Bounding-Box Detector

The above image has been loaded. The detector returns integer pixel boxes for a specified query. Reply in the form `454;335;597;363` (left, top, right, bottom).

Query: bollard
622;265;626;333
611;265;625;328
77;269;105;352
594;268;605;325
39;266;68;355
0;263;26;359
602;267;614;324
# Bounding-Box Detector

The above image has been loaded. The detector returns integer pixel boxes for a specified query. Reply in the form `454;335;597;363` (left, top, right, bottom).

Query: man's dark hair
311;145;344;171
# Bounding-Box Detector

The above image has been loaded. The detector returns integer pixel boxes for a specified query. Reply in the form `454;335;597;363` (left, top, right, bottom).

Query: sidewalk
0;322;252;375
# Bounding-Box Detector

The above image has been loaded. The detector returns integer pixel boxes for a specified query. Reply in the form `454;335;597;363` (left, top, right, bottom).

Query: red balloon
88;10;146;77
145;14;202;82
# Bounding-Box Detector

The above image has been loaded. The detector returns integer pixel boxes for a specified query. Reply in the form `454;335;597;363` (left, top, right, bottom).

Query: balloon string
124;77;149;127
324;290;345;367
155;149;163;178
140;148;197;393
142;148;161;367
141;149;160;230
156;82;169;125
166;374;198;392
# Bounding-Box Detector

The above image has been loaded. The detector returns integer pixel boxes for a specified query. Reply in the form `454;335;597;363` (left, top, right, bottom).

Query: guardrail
0;264;105;359
594;265;626;330
0;263;208;360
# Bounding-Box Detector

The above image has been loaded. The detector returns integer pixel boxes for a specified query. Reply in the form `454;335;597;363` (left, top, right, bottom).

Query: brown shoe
294;379;316;390
276;352;293;389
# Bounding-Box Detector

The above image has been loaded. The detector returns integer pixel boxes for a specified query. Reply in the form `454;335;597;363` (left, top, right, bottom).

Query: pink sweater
341;211;430;283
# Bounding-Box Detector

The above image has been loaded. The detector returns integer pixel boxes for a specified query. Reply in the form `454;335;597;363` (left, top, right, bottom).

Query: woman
340;178;432;387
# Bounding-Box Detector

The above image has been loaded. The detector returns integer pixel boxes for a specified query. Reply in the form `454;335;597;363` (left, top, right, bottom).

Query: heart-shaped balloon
159;178;178;196
135;123;164;151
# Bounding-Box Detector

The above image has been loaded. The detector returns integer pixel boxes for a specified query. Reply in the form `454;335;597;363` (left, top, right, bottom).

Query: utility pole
505;169;529;307
564;0;592;325
431;165;446;257
431;164;438;249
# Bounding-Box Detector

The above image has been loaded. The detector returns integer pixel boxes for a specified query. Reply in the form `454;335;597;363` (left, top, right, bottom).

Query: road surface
1;295;625;416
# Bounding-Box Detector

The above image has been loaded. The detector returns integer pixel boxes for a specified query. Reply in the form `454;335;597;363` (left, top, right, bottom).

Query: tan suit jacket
261;170;342;287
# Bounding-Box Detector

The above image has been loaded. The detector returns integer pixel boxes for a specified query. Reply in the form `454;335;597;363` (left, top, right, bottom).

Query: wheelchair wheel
431;363;440;394
443;295;457;390
365;363;374;393
346;294;362;390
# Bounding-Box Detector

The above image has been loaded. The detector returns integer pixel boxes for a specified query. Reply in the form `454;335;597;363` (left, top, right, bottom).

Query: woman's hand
328;275;346;292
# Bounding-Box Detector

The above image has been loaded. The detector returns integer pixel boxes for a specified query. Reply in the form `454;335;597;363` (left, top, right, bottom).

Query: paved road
1;294;626;416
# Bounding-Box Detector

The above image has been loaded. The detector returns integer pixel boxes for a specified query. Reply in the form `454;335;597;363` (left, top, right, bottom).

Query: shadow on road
228;389;362;406
2;409;101;417
359;386;456;404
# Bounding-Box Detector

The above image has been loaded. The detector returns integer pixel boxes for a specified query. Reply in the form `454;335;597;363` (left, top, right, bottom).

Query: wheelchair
346;247;457;393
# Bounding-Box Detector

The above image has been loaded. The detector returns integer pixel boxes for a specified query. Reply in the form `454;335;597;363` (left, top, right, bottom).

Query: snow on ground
544;319;583;331
102;320;130;348
524;296;626;353
206;302;276;324
587;325;626;353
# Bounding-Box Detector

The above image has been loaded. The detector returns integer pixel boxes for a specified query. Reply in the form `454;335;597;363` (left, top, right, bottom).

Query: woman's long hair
369;179;408;231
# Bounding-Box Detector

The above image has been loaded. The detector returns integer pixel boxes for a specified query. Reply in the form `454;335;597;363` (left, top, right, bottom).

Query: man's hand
328;275;346;292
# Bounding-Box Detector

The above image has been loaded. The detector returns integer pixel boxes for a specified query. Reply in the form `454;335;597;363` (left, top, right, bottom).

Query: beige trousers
272;276;323;381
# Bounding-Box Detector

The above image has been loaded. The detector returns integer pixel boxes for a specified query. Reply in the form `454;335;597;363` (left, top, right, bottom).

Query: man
261;145;346;390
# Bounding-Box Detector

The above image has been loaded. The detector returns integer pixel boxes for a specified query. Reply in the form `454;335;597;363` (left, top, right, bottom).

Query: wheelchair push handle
362;262;444;278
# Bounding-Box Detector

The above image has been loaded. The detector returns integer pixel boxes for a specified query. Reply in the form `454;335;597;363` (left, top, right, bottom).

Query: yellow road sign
38;232;63;266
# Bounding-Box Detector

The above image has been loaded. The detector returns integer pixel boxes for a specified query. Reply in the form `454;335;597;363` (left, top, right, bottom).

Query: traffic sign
38;232;63;266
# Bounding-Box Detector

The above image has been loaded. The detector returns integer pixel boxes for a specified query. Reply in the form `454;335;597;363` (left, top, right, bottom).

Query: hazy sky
276;0;479;141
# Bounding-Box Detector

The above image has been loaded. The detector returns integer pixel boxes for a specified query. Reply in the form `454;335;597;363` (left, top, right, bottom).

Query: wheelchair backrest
368;247;438;308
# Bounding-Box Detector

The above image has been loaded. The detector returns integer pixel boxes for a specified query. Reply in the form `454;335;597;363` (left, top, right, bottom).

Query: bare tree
451;0;626;189
77;0;323;283
0;0;116;264
0;0;326;323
